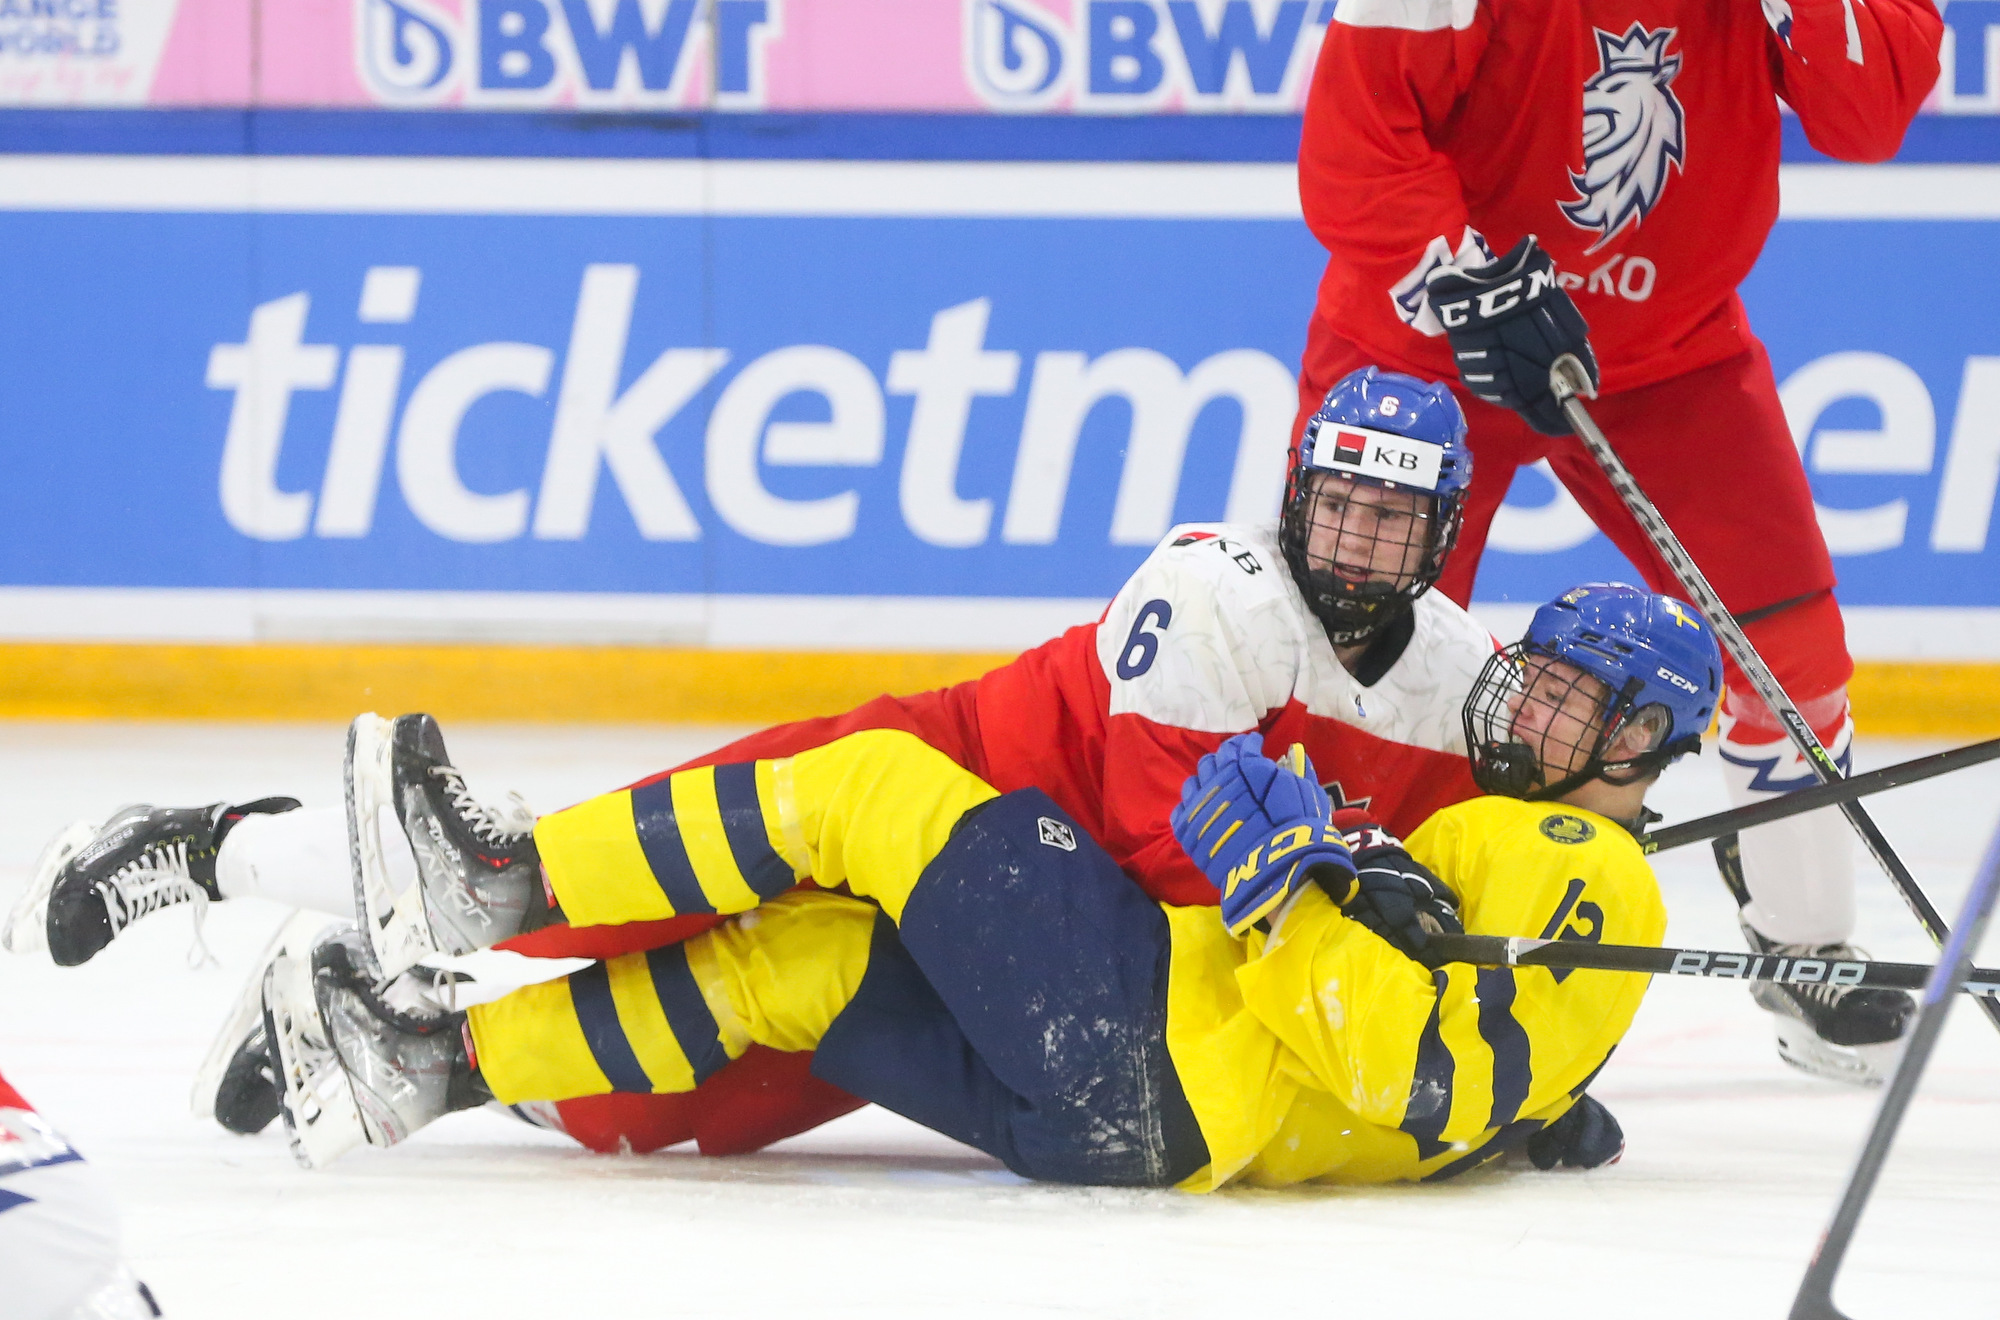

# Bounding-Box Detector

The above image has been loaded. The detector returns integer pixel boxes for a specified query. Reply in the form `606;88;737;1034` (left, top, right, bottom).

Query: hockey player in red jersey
11;366;1499;1158
1291;0;1941;1081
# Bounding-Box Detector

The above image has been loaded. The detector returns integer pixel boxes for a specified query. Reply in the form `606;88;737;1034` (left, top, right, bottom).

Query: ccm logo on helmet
1656;666;1698;694
1311;425;1444;491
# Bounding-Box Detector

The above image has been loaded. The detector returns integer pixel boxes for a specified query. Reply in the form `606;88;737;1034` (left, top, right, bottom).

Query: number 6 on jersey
1116;599;1173;680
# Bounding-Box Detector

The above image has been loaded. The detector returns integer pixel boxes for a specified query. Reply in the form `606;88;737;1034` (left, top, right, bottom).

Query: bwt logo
1939;0;2000;112
206;267;1294;549
357;0;779;106
965;0;1334;111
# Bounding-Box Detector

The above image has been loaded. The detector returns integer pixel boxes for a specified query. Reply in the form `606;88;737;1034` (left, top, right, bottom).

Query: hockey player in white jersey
5;365;1508;1156
0;1072;162;1318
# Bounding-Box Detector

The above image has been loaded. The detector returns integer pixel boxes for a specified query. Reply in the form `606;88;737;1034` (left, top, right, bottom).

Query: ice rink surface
3;721;1997;1319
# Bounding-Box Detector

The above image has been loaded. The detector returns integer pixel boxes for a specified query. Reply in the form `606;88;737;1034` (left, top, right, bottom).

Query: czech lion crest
1561;24;1686;252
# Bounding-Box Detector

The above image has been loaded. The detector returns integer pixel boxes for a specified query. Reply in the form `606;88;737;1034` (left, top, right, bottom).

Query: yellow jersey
1163;795;1667;1190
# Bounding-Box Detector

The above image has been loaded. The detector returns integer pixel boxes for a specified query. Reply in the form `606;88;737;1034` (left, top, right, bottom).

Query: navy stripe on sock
1476;968;1533;1130
1400;969;1456;1159
712;761;793;900
568;962;653;1093
629;778;715;916
646;945;730;1087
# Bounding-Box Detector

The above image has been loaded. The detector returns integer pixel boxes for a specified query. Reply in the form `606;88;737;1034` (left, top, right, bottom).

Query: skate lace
103;841;218;969
1770;940;1868;1009
431;966;460;1015
430;767;534;845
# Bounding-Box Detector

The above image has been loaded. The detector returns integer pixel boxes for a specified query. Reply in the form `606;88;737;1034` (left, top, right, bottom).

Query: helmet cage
1462;642;1700;800
1279;466;1466;646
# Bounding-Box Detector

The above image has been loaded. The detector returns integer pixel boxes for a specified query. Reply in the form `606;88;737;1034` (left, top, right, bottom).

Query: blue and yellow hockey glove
1171;732;1356;936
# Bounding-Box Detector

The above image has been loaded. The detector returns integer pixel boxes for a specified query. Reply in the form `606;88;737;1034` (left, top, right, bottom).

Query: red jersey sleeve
1097;713;1232;907
1299;0;1494;338
1082;528;1312;906
1768;0;1943;162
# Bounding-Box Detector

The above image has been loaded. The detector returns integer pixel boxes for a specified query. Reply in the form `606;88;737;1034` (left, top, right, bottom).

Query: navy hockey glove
1526;1094;1624;1170
1425;234;1599;437
1172;733;1356;937
1331;814;1464;964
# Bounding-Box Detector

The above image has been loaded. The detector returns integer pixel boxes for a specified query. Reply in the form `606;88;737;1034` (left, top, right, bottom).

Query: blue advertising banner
0;114;1995;654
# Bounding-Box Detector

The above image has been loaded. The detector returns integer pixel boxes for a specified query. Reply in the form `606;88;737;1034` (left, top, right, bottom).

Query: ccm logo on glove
1434;265;1559;326
1171;732;1356;937
1425;234;1600;437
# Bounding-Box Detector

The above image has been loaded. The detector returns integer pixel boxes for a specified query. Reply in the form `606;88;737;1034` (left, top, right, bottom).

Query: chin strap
1521;736;1698;805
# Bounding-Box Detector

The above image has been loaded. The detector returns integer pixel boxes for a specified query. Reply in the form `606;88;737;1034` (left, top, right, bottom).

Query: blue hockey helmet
1280;367;1473;645
1463;582;1724;800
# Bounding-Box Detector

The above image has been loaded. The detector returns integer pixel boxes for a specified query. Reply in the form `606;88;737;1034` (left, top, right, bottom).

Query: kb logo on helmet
1314;426;1445;492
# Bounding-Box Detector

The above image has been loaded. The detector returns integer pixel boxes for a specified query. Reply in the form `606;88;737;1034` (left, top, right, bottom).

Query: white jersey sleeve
0;1102;142;1320
1096;524;1311;734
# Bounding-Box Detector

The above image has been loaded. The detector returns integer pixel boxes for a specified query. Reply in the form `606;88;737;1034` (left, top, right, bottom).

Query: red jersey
519;524;1491;956
512;528;1499;1157
1297;0;1941;400
971;523;1494;906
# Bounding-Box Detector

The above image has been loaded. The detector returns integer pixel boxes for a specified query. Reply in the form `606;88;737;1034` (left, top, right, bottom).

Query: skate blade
1773;1019;1905;1087
263;945;370;1169
191;910;343;1122
347;713;437;981
2;820;100;957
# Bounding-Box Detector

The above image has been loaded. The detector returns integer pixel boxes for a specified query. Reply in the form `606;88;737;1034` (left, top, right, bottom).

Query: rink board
0;639;1992;737
0;115;1995;727
0;153;1995;612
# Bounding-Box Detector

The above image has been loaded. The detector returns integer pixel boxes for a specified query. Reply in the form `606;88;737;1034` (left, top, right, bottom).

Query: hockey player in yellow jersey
264;583;1722;1189
1164;580;1722;1185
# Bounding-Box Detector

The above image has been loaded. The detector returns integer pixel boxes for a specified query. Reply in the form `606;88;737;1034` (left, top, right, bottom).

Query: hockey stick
1638;736;2000;856
1426;931;2000;998
1547;356;2000;1036
1787;815;2000;1320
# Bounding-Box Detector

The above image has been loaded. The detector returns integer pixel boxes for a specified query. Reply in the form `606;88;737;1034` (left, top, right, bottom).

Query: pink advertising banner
0;1;1986;118
0;1;1345;111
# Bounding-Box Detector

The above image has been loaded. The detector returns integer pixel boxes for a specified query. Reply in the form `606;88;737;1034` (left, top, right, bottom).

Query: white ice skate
1763;1005;1907;1086
191;910;343;1133
4;798;300;967
1;820;99;957
346;712;541;981
264;924;486;1169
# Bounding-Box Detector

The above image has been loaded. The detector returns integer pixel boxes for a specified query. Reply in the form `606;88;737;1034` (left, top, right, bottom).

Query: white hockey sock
214;807;414;919
1717;698;1857;948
